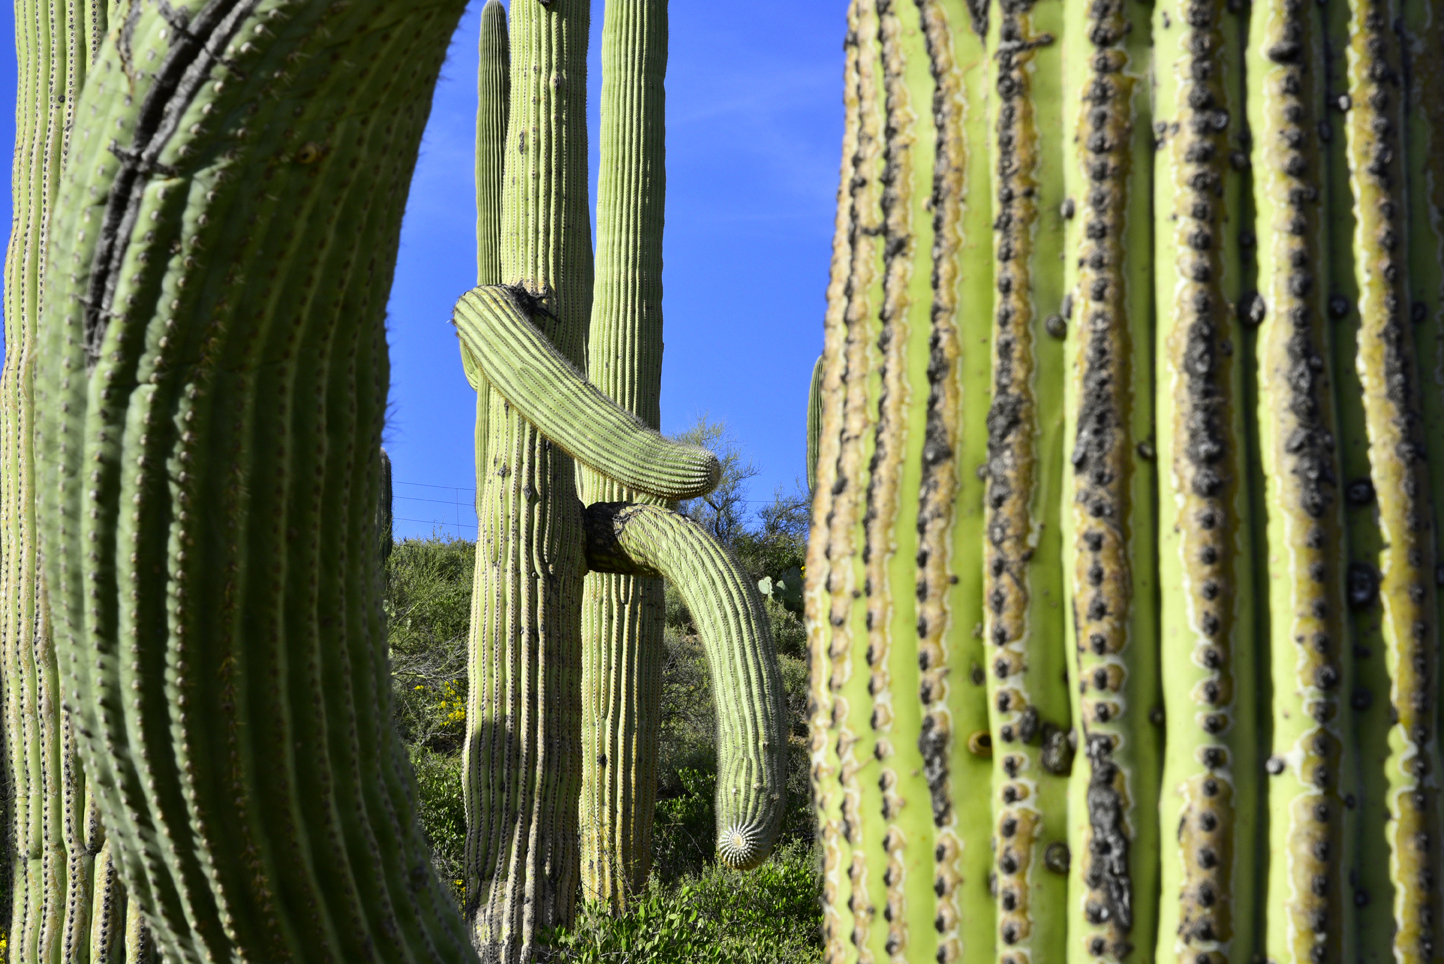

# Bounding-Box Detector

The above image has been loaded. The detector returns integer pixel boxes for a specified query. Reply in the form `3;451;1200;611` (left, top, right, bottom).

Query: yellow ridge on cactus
453;285;721;502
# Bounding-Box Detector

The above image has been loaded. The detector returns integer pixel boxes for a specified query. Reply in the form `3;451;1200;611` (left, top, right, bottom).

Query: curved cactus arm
581;502;787;870
453;285;720;500
33;1;478;962
806;353;822;495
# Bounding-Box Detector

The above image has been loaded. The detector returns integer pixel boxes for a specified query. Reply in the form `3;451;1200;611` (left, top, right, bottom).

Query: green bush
410;747;467;905
536;839;822;964
387;534;474;752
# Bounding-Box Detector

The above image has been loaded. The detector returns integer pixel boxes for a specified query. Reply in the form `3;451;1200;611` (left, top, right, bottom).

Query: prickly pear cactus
807;1;1444;963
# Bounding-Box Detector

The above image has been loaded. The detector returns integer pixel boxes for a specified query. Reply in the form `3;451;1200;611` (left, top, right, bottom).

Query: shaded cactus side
808;1;1444;963
0;0;151;960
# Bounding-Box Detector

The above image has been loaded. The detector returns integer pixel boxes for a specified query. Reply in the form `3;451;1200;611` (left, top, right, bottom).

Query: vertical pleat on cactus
31;1;479;962
1152;2;1260;962
807;0;996;960
577;0;669;909
809;0;1444;961
982;1;1073;959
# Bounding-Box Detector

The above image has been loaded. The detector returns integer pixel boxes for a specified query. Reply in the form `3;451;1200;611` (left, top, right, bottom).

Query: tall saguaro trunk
578;0;669;909
32;1;477;962
464;0;593;956
807;1;997;961
2;0;152;959
809;1;1444;962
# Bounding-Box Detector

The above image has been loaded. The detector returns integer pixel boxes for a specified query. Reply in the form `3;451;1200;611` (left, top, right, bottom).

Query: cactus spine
810;1;1444;961
577;0;669;909
32;1;479;961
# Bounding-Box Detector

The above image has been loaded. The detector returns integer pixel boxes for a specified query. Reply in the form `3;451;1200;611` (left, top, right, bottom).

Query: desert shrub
537;838;822;964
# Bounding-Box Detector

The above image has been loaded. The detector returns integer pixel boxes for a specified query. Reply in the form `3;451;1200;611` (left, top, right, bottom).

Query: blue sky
0;1;847;541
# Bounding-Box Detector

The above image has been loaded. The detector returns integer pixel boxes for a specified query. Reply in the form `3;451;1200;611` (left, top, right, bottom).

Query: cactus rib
576;0;669;909
806;1;870;955
1060;0;1162;957
982;2;1073;960
453;285;720;502
1152;2;1260;962
0;0;144;958
809;1;997;961
1244;1;1351;959
582;501;788;870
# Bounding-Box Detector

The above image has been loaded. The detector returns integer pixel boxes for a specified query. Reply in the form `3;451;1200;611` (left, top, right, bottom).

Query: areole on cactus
807;2;1444;964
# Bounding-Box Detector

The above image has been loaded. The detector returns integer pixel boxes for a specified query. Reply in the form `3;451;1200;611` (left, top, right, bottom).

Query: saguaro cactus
808;1;1444;963
31;1;484;962
1;0;154;960
458;1;788;956
576;0;670;909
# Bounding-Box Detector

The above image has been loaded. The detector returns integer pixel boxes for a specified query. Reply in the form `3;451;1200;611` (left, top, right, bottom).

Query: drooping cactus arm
453;285;721;500
581;501;788;870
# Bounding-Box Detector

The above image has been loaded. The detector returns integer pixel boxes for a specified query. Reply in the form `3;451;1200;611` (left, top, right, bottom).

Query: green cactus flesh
577;0;669;909
808;353;824;495
808;0;996;960
809;0;1444;962
32;1;477;962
